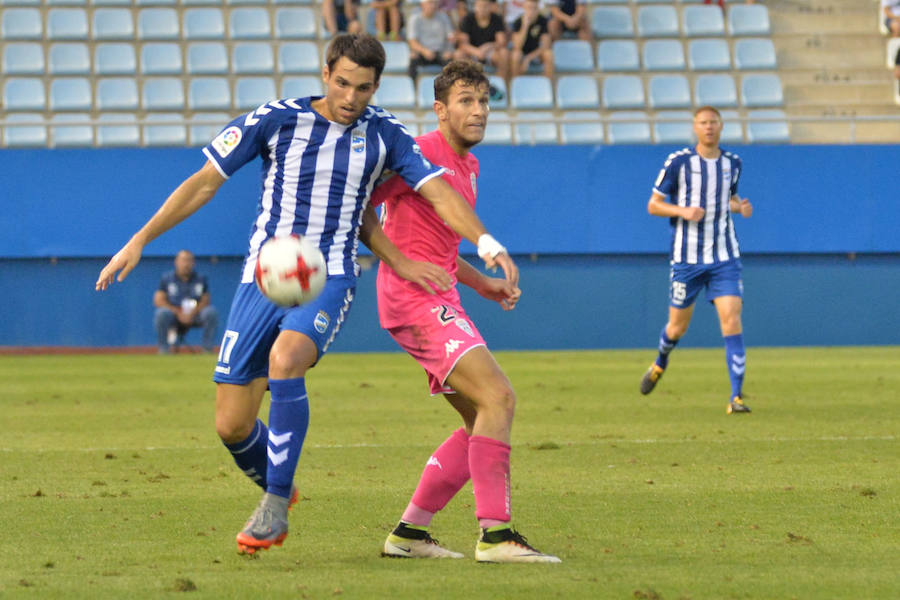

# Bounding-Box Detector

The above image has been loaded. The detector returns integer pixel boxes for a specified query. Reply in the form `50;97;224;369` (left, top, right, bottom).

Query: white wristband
477;233;506;260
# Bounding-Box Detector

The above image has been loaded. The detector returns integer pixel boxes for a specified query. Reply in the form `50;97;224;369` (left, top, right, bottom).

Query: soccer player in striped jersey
371;61;560;563
95;34;517;555
640;106;755;415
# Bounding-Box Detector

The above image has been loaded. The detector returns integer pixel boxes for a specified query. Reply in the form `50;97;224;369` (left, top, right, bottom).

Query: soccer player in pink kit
371;60;560;563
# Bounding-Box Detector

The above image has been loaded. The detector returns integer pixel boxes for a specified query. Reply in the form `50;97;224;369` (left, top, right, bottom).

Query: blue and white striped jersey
653;148;742;265
203;97;444;282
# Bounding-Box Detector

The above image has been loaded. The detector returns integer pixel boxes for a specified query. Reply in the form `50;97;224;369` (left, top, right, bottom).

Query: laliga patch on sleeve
211;126;242;158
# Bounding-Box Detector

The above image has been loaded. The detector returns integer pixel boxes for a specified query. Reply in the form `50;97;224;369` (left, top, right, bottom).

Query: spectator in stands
371;0;405;41
511;0;554;78
893;42;900;93
154;250;218;354
884;0;900;37
323;0;363;37
503;0;529;31
407;0;457;79
456;0;510;80
547;0;591;42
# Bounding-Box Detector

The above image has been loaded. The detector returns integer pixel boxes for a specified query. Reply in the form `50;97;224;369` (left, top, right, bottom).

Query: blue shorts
669;259;743;309
213;277;356;384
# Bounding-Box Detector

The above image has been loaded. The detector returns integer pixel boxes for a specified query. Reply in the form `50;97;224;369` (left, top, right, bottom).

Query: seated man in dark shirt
511;0;554;78
154;249;219;353
455;0;509;81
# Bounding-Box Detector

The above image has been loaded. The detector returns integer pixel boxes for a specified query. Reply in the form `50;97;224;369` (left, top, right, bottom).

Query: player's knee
216;414;255;445
268;336;316;378
668;322;689;339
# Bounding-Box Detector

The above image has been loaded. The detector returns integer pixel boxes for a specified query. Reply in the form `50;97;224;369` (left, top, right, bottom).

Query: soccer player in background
95;34;517;555
639;106;754;415
371;60;560;563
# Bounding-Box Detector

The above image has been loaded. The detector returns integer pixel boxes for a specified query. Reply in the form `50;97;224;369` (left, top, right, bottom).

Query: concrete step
769;2;879;35
784;81;895;106
774;34;889;68
778;68;893;86
787;117;900;144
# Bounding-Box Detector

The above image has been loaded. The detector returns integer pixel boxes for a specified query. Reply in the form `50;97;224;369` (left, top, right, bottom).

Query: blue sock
655;327;679;370
266;378;310;499
224;419;269;491
724;333;746;398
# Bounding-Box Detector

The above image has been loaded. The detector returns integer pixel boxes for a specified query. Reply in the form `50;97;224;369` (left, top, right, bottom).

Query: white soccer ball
254;235;327;307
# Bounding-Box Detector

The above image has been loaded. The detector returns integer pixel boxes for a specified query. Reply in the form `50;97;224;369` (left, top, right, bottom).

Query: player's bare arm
730;195;753;218
95;161;225;290
647;191;705;222
456;257;521;311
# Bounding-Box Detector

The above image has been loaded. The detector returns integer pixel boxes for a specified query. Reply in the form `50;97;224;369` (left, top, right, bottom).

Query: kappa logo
211;126;242;158
444;339;463;357
426;456;443;470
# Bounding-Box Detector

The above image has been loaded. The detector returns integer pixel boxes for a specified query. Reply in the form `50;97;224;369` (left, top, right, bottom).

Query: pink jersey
371;129;479;328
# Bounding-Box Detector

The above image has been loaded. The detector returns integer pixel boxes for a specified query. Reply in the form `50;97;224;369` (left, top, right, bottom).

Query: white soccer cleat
381;523;464;559
475;526;562;564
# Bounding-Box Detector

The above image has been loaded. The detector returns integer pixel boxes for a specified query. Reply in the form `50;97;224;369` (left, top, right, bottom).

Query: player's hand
95;240;143;291
484;251;519;289
477;277;522;311
393;258;452;294
682;206;706;222
738;198;753;218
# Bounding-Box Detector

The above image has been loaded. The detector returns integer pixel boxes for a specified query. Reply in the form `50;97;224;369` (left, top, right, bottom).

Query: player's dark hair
693;105;722;119
325;33;386;82
433;60;490;104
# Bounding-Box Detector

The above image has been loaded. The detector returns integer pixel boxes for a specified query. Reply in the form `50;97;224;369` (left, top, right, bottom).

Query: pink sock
402;428;471;526
469;435;511;527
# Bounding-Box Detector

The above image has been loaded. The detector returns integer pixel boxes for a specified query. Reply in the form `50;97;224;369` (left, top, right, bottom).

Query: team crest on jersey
470;172;477;197
412;144;433;169
454;318;474;338
351;130;366;153
314;310;330;334
211;126;242;157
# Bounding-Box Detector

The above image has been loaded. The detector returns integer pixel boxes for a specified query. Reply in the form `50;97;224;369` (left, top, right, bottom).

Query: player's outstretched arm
95;161;225;291
456;257;521;311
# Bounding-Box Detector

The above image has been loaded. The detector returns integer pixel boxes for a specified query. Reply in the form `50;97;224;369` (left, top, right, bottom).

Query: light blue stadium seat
276;7;317;39
602;75;645;110
273;0;313;4
374;75;416;110
687;38;731;71
183;8;225;40
643;39;685;71
3;43;44;75
230;7;271;39
513;111;557;146
416;75;436;109
728;4;770;36
560;111;603;144
142;77;185;110
734;38;776;70
637;5;679;37
1;8;42;40
235;76;277;109
282;76;322;98
487;75;507;109
552;39;594;73
741;74;783;107
3;113;47;147
719;109;744;144
47;8;88;40
92;0;133;5
47;0;93;4
482;112;512;145
187;43;228;75
48;43;90;75
50;77;92;110
747;109;789;143
653;110;694;144
96;77;139;110
596;40;640;72
0;0;40;5
136;0;177;4
3;77;45;110
97;113;140;146
510;75;554;109
188;77;231;110
180;0;220;4
382;41;410;74
556;75;599;110
607;111;652;144
189;112;229;146
649;74;691;109
592;6;634;38
92;8;134;40
695;73;738;108
279;41;320;74
141;43;183;75
233;42;275;74
50;113;93;147
137;8;179;40
144;113;187;146
682;5;725;37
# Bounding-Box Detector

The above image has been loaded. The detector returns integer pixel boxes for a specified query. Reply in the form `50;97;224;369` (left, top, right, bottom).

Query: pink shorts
387;303;486;395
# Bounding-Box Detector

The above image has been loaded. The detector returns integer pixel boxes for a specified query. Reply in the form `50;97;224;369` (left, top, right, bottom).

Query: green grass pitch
2;347;898;599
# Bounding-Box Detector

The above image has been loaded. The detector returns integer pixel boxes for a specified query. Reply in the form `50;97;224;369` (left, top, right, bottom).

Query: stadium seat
189;112;230;147
3;43;44;75
687;38;731;71
141;43;183;75
741;74;784;107
596;40;640;72
0;0;40;5
746;109;789;143
48;43;90;75
92;8;135;40
136;0;178;4
47;8;89;40
649;75;691;109
3;78;45;110
560;111;604;144
374;75;416;110
96;78;139;110
719;109;744;144
188;77;231;110
510;75;553;109
734;38;777;70
282;76;322;98
607;111;652;144
695;73;738;108
230;7;272;39
3;113;47;147
637;5;679;37
279;41;320;74
1;8;42;40
382;41;410;74
416;75;436;109
233;42;275;74
181;0;221;4
552;40;594;73
728;4;770;36
50;113;93;147
143;113;187;146
142;77;185;110
234;76;277;109
513;111;557;146
602;75;645;110
643;39;686;71
187;43;229;75
50;77;92;111
93;0;133;5
556;75;599;110
481;111;512;145
591;6;634;38
388;110;419;136
95;43;137;75
682;5;725;37
137;8;179;40
275;8;317;39
183;8;225;40
487;75;507;109
653;110;694;144
97;113;140;146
